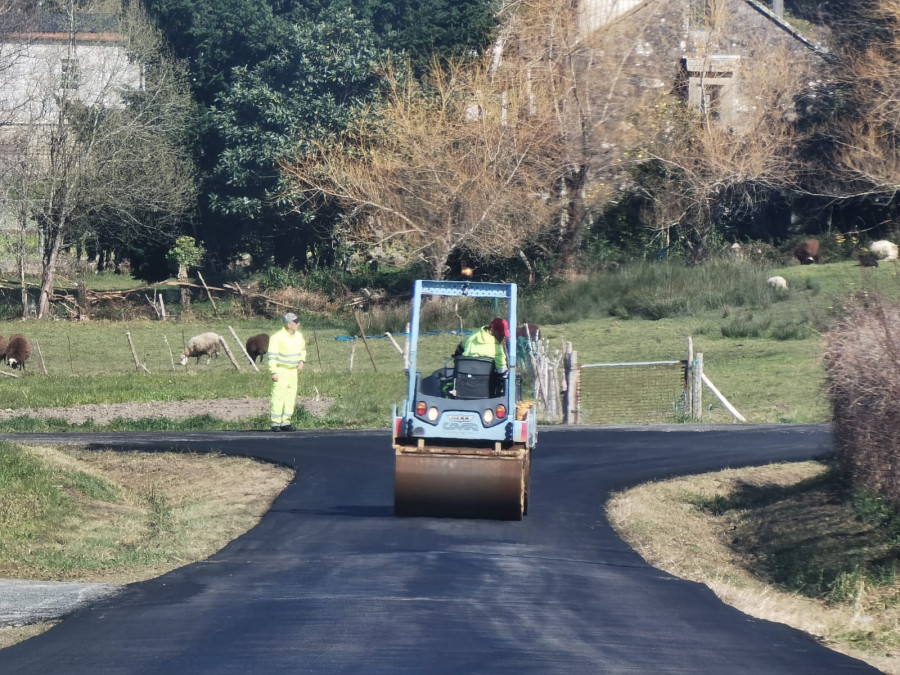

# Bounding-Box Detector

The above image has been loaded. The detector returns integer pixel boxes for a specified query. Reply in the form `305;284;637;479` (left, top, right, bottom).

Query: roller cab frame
392;280;537;520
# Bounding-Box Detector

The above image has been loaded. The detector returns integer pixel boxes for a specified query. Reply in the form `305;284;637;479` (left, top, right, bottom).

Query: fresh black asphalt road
0;425;880;673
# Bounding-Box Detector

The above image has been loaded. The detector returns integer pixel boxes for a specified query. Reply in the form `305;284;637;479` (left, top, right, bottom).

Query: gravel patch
0;397;333;426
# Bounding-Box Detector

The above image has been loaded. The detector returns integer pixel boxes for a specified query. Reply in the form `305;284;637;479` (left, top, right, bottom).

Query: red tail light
496;404;507;419
416;401;427;416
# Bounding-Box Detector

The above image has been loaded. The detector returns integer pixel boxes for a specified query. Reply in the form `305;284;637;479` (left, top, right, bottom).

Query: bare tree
281;59;561;280
631;8;821;261
825;1;900;198
281;0;676;280
502;0;661;272
0;2;195;318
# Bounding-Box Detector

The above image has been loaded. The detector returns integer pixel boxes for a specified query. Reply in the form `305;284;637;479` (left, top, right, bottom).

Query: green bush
771;319;814;341
721;314;771;338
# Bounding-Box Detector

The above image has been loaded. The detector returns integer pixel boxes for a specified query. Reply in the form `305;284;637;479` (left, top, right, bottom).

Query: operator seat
452;356;494;399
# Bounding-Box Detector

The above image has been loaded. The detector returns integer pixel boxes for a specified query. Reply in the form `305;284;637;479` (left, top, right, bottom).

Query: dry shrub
263;286;335;313
825;296;900;506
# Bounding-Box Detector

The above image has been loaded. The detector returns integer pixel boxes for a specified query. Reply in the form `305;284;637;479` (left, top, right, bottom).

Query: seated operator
457;318;510;395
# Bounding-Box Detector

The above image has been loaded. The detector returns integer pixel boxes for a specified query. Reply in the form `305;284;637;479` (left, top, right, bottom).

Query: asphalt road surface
0;425;880;674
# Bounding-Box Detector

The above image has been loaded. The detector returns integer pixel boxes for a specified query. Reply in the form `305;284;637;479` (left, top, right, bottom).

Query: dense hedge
825;297;900;507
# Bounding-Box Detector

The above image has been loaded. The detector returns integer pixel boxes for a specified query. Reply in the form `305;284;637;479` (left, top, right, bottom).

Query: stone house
549;0;831;260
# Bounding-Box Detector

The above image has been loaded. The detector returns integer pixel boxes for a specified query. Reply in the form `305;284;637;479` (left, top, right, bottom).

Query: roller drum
394;450;528;520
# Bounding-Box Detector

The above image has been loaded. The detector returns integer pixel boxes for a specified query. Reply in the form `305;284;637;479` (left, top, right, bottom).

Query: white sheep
767;276;788;291
179;332;223;366
869;240;898;260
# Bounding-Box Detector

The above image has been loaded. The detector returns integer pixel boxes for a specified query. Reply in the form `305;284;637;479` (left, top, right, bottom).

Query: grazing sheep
767;276;788;291
869;240;898;260
794;238;820;265
179;332;223;366
729;242;743;259
0;335;8;363
245;333;269;363
6;334;31;371
859;252;879;268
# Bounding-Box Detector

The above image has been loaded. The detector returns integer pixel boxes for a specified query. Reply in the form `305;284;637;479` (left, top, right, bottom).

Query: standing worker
268;312;307;432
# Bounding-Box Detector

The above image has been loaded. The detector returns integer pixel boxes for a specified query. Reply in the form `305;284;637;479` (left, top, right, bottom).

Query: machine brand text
442;421;479;432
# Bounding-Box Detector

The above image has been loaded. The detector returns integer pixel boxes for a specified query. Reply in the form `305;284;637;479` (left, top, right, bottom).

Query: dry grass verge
607;461;900;675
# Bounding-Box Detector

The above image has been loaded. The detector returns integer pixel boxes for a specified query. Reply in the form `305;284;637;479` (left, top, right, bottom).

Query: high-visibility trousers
270;368;298;427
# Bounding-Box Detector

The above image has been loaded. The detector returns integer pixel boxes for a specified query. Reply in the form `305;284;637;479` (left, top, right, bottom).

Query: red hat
489;318;510;338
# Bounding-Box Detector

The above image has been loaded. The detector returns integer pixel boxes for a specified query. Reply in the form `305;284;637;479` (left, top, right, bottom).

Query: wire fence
575;360;688;424
0;322;469;378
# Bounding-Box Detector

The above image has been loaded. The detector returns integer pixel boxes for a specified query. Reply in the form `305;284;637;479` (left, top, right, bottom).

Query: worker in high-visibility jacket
267;312;307;431
461;317;509;373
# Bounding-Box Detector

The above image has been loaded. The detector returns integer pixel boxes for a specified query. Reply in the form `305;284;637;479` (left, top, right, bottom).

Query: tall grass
0;442;68;535
522;260;781;323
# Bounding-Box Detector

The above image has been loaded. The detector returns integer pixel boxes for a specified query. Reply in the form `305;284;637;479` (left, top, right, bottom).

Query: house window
61;58;80;91
683;55;739;126
701;84;723;121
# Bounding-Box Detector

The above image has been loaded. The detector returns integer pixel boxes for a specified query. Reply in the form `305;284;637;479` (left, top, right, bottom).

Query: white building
0;13;142;148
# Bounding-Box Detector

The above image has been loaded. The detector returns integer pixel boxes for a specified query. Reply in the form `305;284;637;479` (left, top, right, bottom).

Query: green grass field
0;258;898;430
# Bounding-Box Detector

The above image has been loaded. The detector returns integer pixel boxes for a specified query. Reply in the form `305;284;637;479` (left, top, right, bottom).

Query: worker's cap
282;312;298;324
489;318;510;338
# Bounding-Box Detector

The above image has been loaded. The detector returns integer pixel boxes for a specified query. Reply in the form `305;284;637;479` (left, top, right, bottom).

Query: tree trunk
37;230;64;319
178;264;191;313
553;166;587;275
518;250;535;286
428;240;452;281
17;204;29;319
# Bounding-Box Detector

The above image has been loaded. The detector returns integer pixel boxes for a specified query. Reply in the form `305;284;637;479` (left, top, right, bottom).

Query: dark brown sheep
245;333;270;363
6;334;31;371
794;238;820;265
859;253;879;268
516;323;540;340
0;335;8;363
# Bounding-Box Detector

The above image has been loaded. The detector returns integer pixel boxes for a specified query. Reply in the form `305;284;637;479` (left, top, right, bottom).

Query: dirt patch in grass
0;396;332;426
607;462;900;675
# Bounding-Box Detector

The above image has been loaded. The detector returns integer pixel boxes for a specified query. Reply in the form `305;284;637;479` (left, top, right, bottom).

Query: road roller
392;280;537;520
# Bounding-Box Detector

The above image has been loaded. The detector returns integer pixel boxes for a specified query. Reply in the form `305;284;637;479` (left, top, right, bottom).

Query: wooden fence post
385;332;406;368
163;336;175;370
691;352;703;420
217;335;241;371
686;337;694;417
403;323;410;370
32;340;47;375
125;332;150;374
354;313;378;372
66;334;74;374
565;347;579;425
701;372;747;422
312;331;323;370
197;271;218;316
228;326;259;372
